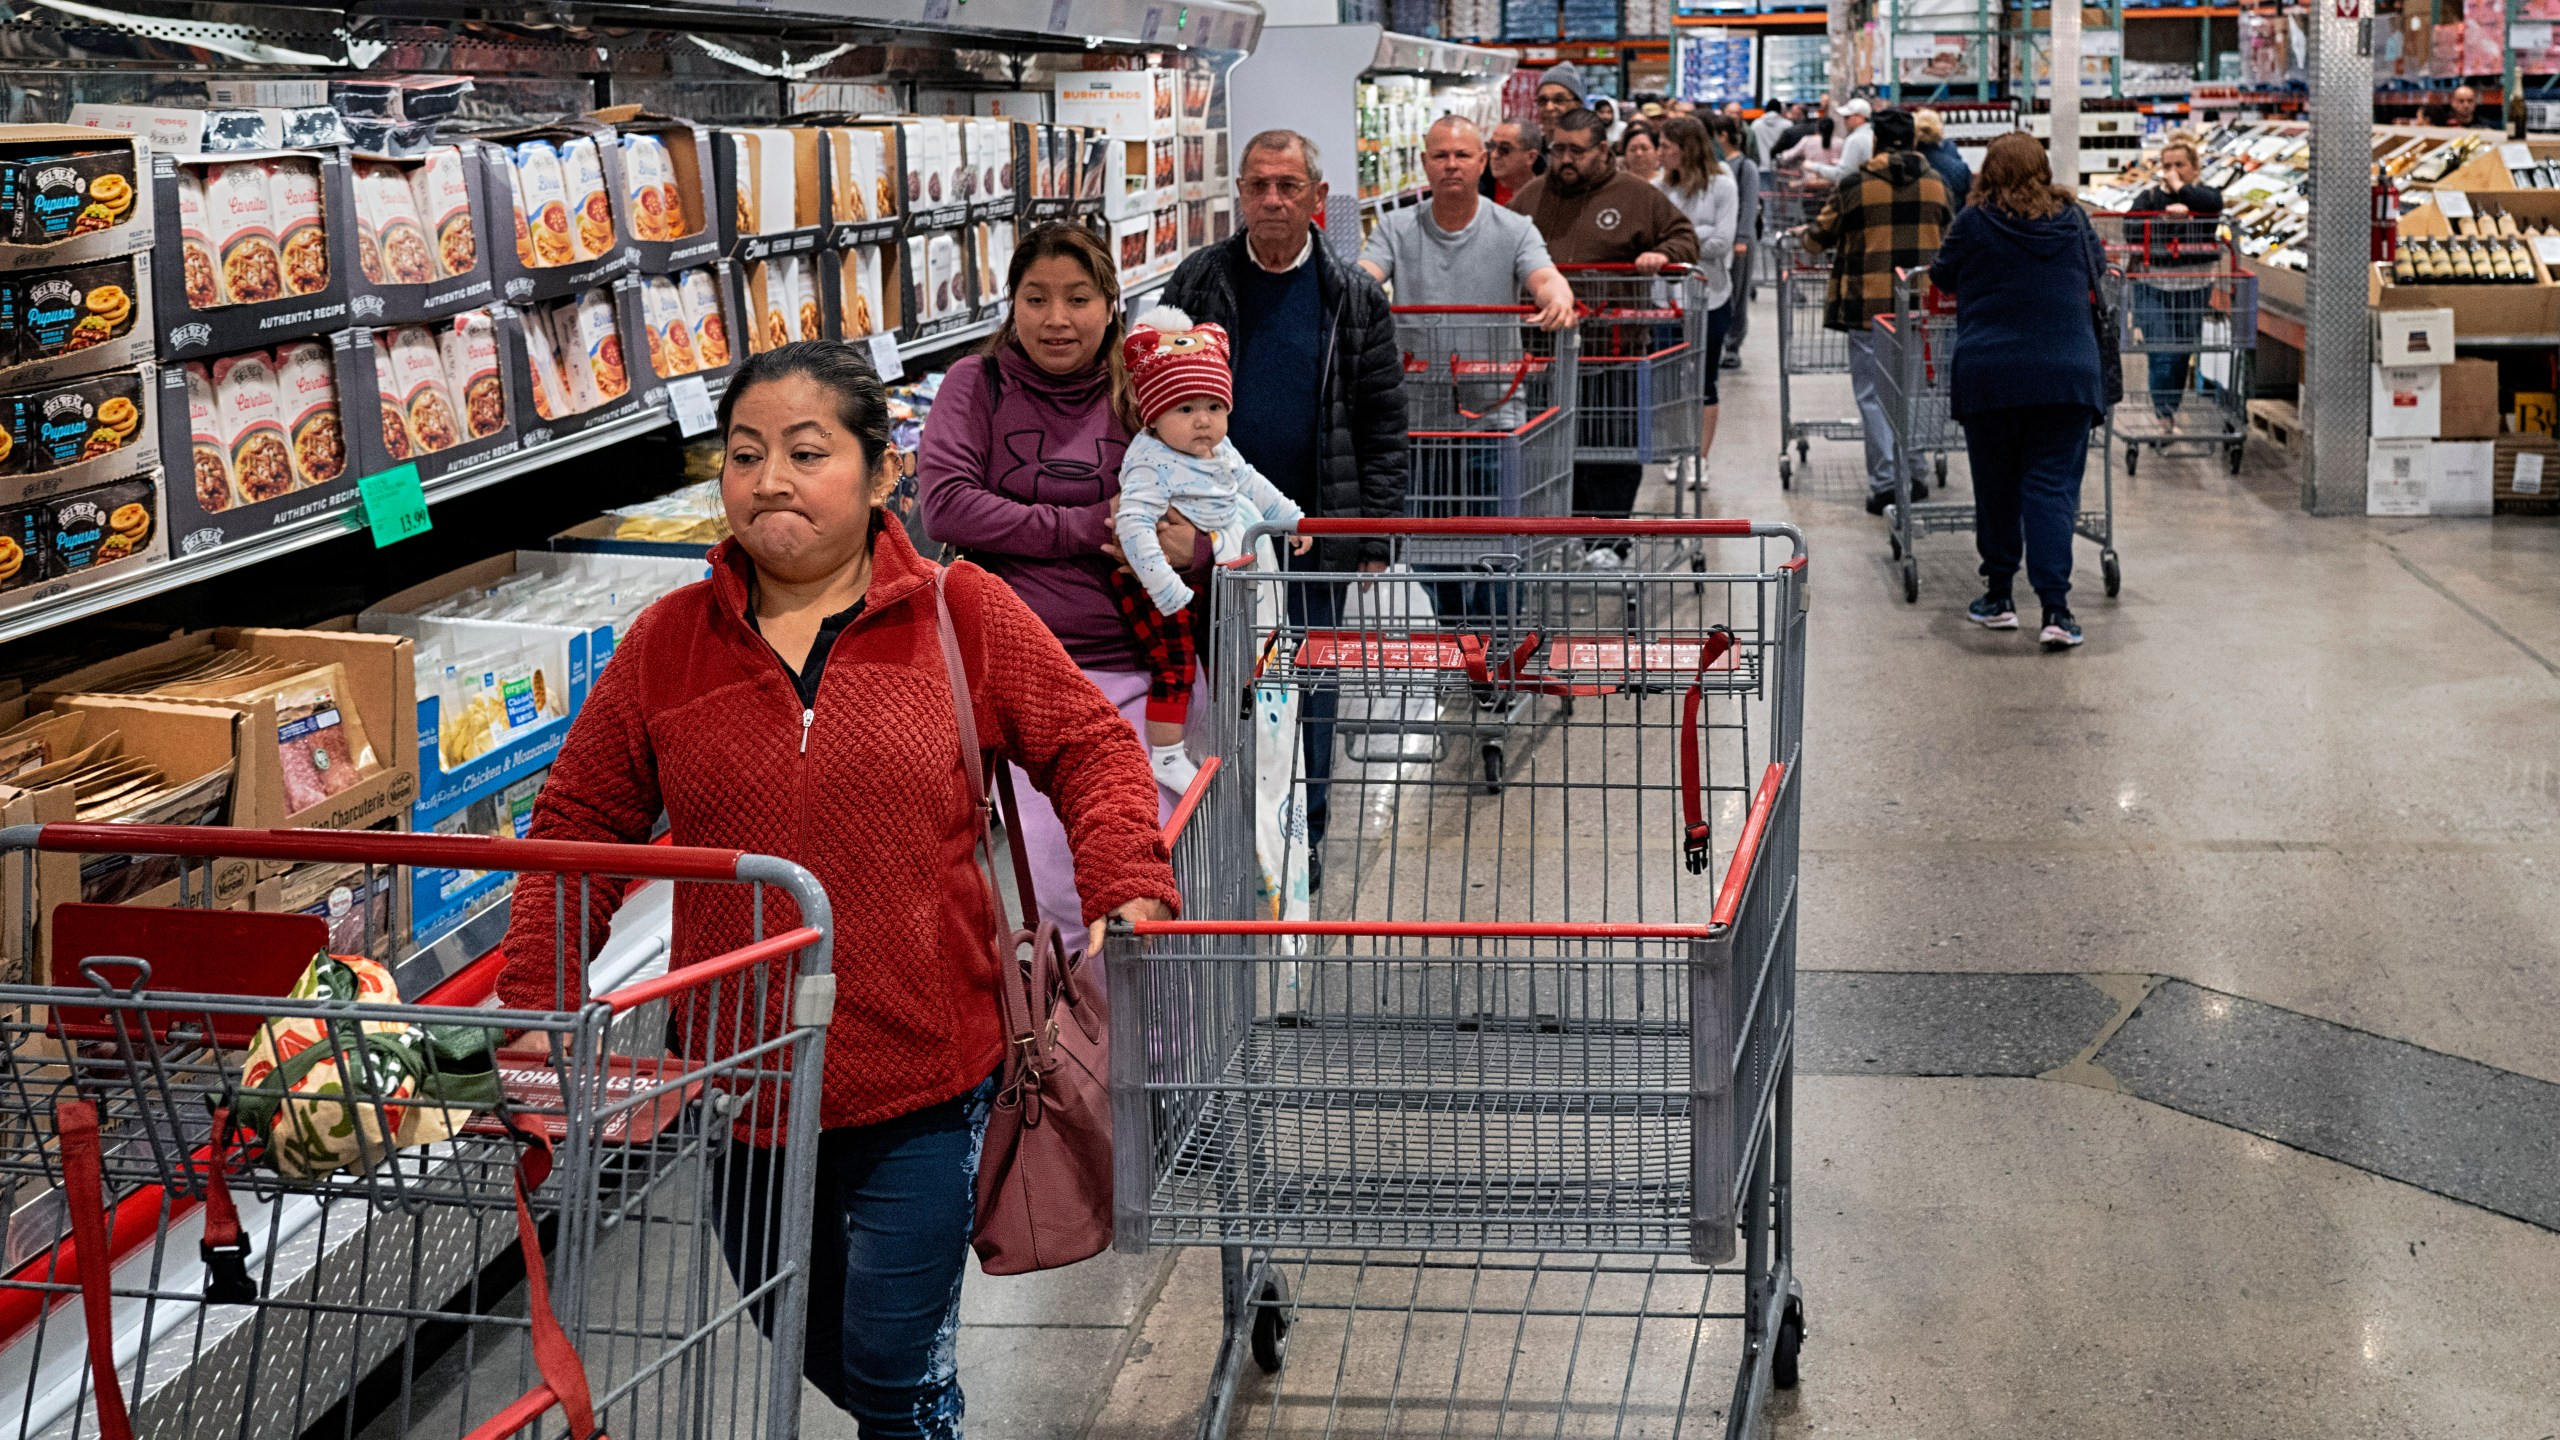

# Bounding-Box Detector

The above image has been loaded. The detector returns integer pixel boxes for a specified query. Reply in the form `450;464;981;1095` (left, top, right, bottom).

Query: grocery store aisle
1066;285;2560;1437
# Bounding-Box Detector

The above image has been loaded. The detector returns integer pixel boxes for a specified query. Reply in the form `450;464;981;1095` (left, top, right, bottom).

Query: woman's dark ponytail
716;339;893;472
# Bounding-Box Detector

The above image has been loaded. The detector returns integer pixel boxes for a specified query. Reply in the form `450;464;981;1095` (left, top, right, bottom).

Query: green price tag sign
358;463;432;547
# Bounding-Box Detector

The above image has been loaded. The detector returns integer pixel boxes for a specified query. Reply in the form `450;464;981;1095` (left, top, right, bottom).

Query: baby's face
1155;396;1228;458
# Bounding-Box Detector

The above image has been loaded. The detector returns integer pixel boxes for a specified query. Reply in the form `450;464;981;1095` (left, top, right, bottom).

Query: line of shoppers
1654;116;1737;474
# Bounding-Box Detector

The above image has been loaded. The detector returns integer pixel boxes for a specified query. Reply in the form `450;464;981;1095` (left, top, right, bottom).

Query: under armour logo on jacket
1000;430;1126;502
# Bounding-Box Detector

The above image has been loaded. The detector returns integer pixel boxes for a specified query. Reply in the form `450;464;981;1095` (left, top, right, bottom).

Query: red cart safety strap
55;1101;136;1440
197;1107;255;1304
509;1131;606;1440
1448;354;1536;423
1455;630;1615;700
1679;627;1739;875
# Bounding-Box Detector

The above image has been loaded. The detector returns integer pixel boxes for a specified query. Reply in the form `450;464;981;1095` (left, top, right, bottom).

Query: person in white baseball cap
1816;97;1875;182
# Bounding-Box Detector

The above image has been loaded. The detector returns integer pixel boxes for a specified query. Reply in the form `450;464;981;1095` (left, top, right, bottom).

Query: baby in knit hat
1115;305;1308;794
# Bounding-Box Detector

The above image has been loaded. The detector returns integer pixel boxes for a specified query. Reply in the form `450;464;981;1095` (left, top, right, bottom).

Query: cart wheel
1900;558;1918;604
1933;454;1948;484
2102;552;2122;598
1251;1274;1292;1374
1480;744;1505;793
1778;454;1793;488
2124;445;2139;476
1772;1298;1806;1390
2225;442;2244;474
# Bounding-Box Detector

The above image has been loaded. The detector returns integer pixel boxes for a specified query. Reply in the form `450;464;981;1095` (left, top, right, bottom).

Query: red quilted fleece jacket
495;517;1178;1130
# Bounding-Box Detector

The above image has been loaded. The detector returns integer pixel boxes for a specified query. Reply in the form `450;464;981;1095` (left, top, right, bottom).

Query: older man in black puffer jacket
1164;127;1407;885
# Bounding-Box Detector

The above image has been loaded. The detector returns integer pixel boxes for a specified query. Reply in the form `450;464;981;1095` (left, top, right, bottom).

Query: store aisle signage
358;462;432;546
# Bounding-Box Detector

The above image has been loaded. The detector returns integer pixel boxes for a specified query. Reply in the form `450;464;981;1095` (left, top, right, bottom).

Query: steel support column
2302;0;2373;514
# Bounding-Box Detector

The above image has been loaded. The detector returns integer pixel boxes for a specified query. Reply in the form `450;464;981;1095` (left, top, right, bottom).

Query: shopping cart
1872;271;1970;603
0;825;836;1440
2092;212;2256;476
1757;185;1825;286
1113;517;1807;1438
1393;304;1579;566
1563;265;1707;502
1774;253;1859;491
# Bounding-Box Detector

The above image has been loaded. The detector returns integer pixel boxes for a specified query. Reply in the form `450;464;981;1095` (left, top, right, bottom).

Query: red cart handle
55;1101;135;1440
5;824;753;882
1679;627;1739;874
1291;517;1782;538
1556;262;1696;277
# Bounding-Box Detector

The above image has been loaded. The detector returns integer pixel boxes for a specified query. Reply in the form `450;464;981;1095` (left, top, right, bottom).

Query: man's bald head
1427;114;1484;148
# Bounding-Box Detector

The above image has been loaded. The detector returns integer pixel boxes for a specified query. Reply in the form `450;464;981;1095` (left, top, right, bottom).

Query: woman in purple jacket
919;222;1205;951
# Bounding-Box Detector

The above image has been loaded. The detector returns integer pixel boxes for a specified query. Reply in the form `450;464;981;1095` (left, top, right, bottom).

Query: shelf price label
358;463;432;548
869;332;905;383
668;374;718;437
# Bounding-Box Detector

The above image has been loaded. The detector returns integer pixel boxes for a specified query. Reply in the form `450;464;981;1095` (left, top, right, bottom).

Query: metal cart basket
1124;517;1806;1438
2092;212;2257;477
1563;266;1707;494
0;825;835;1440
1393;305;1578;569
1775;257;1859;491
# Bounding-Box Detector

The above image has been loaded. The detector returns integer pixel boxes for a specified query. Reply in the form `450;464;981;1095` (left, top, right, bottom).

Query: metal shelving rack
0;0;1254;651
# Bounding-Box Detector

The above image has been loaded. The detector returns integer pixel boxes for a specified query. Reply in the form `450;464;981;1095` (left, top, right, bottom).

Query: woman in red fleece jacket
496;341;1176;1435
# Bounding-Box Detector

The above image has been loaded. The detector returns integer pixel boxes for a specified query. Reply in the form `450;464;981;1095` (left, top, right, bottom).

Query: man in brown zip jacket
1510;105;1699;558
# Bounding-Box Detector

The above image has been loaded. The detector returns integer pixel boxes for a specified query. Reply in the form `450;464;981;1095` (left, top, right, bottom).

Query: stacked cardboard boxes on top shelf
1056;58;1232;294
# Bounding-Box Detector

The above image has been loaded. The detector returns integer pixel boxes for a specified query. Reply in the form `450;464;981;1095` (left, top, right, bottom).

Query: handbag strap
932;568;1052;1064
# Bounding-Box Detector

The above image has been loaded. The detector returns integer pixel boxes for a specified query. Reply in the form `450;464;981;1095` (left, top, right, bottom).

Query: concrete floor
948;285;2560;1438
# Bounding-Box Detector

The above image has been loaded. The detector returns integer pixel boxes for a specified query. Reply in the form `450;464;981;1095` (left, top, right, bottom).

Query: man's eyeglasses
1490;142;1524;155
1240;178;1311;200
1547;141;1604;159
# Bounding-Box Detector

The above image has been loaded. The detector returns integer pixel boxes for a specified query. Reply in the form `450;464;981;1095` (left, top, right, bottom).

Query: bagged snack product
212;349;296;504
841;247;880;338
408;146;477;278
621;133;672;242
748;259;788;352
829;129;871;224
273;339;345;488
546;300;604;413
639;275;694;376
780;253;820;342
207;160;283;306
176;168;227;308
512;141;573;267
497;147;534;268
180;361;233;510
571;288;628;400
359;160;433;286
386;324;459;452
728;133;759;235
8;369;147;473
516;306;565;421
559;137;615;262
267;157;331;297
367;330;412;461
675;267;729;369
438;309;506;438
48;475;154;574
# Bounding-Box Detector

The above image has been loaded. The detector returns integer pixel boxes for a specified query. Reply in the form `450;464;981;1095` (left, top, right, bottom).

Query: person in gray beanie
1535;64;1586;129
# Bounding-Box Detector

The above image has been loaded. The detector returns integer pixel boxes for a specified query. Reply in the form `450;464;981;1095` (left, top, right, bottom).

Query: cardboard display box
149;149;352;361
2439;356;2500;439
153;329;369;556
467;131;637;306
821;243;901;344
2369;262;2560;339
343;143;498;327
41;694;255;914
810;121;906;249
0;360;159;508
344;309;527;488
2494;431;2560;512
713;126;829;263
587;107;724;274
35;625;418;861
0;125;157;271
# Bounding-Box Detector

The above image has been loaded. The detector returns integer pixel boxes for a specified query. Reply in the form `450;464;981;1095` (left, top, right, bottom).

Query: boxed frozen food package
498;152;533;268
357;159;433;286
210;348;295;505
1183;197;1206;252
927;231;965;323
385;323;459;454
834;245;888;339
271;339;345;489
44;472;158;581
639;275;694;376
175;167;223;307
779;253;821;342
267;156;330;297
676;265;731;372
1110;213;1147;285
726;133;761;236
558;136;616;262
513;141;574;268
976;222;1015;317
619;132;674;242
515;302;565;422
206;158;284;306
0;127;153;268
437;310;506;440
0;367;149;479
180;360;230;512
367;329;412;461
715;126;827;260
1152;204;1179;274
408;146;477;280
0;255;148;380
1209;196;1232;245
820;124;902;247
587;109;720;272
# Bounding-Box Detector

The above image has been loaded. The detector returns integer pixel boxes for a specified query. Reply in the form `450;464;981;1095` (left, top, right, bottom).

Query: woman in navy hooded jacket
1927;132;2107;652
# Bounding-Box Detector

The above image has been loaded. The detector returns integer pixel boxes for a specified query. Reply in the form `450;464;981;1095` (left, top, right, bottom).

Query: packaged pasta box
211;348;295;505
559;137;615;262
182;359;234;510
516;303;565;421
571;288;627;400
367;330;412;462
545;299;603;413
639;275;693;376
266;158;330;297
272;339;345;488
675;266;728;370
176;167;227;308
512;141;573;267
385;323;459;452
437;309;506;438
205;160;283;307
621;133;672;242
358;160;433;286
46;474;154;576
407;146;477;279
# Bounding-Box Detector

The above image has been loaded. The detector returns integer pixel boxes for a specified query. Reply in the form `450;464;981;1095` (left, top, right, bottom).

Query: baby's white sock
1150;742;1199;796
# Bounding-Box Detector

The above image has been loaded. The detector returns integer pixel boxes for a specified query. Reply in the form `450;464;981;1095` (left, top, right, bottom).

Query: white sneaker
1150;742;1201;795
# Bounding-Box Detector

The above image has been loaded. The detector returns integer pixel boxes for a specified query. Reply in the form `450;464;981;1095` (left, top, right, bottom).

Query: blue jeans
1963;404;2092;609
2131;281;2205;419
716;1074;997;1437
1846;328;1923;499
